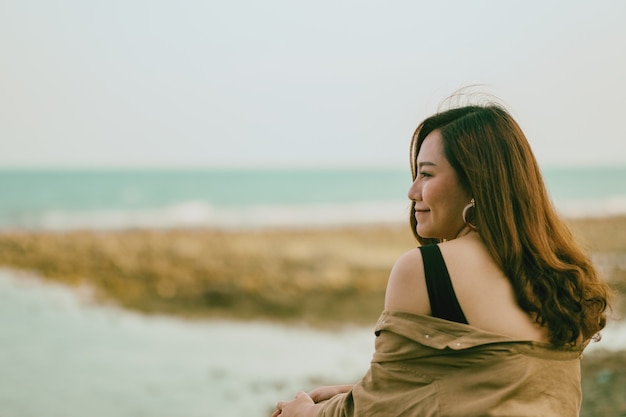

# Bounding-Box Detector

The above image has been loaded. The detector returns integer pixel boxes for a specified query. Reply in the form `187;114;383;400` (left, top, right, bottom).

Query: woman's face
408;130;472;240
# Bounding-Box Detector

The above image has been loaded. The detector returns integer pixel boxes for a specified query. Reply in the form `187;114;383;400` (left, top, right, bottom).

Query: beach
1;216;625;416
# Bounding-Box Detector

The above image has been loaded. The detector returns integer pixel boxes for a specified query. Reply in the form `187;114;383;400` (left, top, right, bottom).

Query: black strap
419;244;468;324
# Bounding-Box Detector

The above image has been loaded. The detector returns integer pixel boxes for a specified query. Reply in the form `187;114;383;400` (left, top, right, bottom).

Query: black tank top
419;244;468;324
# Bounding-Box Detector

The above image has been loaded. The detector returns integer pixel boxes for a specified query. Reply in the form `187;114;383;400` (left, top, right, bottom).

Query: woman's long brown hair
410;104;610;346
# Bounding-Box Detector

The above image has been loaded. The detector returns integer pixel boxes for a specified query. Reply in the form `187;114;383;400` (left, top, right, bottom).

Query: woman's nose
407;178;420;201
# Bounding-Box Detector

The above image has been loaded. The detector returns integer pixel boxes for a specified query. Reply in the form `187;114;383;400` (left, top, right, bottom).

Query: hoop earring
462;198;478;231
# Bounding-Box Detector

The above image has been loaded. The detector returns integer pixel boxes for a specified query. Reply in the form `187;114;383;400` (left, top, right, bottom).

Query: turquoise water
0;167;625;230
0;169;409;229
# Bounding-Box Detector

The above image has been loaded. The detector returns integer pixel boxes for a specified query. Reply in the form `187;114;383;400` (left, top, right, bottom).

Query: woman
272;103;611;417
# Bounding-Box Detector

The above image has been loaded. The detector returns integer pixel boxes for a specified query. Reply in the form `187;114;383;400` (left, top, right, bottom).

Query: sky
1;0;625;169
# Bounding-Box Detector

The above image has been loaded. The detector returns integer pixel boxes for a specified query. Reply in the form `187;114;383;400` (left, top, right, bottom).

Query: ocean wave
554;195;626;218
1;196;626;231
0;200;412;231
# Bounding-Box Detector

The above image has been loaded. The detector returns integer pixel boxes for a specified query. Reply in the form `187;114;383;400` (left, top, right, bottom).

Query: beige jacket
317;311;586;417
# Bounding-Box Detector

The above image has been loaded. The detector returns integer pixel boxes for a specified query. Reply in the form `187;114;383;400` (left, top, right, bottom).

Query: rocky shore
0;215;624;416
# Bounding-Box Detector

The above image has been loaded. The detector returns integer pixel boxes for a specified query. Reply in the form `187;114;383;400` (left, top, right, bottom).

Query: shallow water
0;271;374;417
0;270;622;417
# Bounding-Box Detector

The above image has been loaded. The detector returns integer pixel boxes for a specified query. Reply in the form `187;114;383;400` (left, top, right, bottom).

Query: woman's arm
308;384;353;403
271;385;353;417
272;392;323;417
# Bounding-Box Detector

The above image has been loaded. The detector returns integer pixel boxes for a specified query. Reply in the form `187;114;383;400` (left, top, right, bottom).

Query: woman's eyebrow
417;161;437;169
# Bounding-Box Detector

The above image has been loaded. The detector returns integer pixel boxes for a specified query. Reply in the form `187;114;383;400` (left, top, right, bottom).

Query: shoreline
0;216;624;324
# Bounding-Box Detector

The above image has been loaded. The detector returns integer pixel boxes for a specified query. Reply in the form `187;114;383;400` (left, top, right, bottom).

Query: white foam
4;194;626;231
11;200;411;231
554;195;626;218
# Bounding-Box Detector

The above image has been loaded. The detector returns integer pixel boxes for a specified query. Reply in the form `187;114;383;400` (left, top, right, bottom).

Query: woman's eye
419;171;431;178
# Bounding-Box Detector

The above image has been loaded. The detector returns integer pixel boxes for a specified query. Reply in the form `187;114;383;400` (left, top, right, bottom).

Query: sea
1;167;625;417
0;166;625;231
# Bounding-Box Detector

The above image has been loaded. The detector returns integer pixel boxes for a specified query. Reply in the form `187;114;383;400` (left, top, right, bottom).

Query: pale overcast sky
1;1;625;169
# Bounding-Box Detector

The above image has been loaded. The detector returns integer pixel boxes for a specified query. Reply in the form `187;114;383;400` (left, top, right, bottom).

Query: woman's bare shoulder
384;248;430;316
